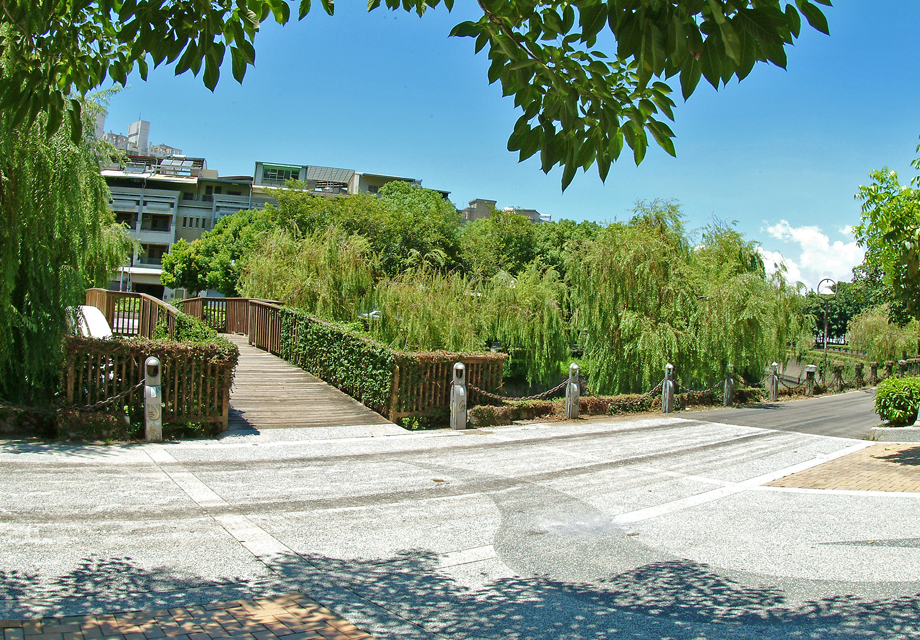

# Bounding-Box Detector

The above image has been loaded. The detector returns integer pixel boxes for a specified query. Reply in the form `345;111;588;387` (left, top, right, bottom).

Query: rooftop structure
461;199;549;223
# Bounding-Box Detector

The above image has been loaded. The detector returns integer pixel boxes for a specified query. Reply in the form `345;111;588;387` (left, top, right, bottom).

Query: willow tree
567;201;695;393
848;306;920;362
368;263;568;383
0;93;131;405
568;201;807;394
240;227;373;322
369;268;484;353
481;264;569;384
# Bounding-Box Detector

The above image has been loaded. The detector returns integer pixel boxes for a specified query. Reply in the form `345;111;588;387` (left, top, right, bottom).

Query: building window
182;192;194;201
368;185;379;194
262;167;299;185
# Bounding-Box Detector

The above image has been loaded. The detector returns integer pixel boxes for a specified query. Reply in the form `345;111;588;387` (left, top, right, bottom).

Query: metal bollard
565;363;580;419
450;363;467;430
662;363;675;413
770;362;779;401
723;364;735;407
805;364;817;397
144;356;163;442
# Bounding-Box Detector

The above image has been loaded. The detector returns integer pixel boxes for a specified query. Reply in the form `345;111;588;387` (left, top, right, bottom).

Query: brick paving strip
766;443;920;492
0;594;375;640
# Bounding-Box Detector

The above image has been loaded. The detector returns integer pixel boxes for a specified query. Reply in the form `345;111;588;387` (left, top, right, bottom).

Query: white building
127;119;150;154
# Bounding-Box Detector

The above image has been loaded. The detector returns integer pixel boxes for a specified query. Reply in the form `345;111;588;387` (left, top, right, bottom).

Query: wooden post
805;364;817;397
832;364;844;392
389;365;400;422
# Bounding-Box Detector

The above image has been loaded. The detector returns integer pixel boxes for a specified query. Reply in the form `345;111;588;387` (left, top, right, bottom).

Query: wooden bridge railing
176;298;281;342
85;288;178;339
174;297;255;335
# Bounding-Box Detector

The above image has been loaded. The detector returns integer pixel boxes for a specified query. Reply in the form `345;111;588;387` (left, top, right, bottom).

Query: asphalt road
685;388;879;439
2;402;918;639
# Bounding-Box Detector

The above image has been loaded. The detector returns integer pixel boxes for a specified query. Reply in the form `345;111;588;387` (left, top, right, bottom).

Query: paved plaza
2;402;920;639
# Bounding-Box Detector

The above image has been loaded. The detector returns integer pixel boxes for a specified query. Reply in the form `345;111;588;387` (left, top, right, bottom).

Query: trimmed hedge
875;376;920;426
469;401;555;427
280;308;395;414
279;308;506;419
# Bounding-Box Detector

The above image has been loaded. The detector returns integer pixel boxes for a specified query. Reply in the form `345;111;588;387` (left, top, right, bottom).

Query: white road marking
613;441;873;525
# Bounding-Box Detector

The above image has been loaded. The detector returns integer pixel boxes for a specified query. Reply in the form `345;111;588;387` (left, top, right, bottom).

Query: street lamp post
817;278;837;382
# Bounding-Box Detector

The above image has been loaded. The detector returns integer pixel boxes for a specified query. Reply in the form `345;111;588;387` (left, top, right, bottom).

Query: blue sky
102;1;920;291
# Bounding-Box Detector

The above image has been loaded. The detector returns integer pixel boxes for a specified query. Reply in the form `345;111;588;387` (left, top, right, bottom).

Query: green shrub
154;312;220;342
468;401;554;426
875;376;920;426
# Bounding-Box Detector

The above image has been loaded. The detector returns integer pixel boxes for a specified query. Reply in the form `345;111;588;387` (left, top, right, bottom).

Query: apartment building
103;155;274;300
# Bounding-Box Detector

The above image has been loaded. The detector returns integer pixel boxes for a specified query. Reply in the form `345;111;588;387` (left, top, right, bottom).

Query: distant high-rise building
92;110;106;140
127;119;150;154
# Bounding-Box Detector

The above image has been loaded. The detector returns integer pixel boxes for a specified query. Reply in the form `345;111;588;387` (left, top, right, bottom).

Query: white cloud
760;220;864;289
757;248;803;284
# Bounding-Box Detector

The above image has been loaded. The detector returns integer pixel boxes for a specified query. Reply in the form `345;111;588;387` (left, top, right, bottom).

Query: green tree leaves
567;200;807;393
854;156;920;321
1;1;829;176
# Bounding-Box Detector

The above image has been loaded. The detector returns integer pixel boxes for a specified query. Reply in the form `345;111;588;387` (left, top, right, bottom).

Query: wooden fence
78;290;235;428
389;354;505;421
85;288;178;339
62;337;234;429
179;297;506;421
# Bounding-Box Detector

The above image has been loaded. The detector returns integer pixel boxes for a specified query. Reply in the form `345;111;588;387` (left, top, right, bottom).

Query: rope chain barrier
0;380;145;415
467;377;570;403
777;376;807;390
675;379;724;395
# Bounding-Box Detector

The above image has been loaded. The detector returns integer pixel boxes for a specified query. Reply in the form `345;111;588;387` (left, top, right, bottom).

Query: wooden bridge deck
224;334;392;430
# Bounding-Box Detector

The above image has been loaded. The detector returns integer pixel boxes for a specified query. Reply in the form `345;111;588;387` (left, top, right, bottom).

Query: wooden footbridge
78;290;504;434
223;334;392;430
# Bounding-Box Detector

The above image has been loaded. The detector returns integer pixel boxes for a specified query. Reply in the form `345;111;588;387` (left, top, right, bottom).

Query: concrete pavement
3;410;920;638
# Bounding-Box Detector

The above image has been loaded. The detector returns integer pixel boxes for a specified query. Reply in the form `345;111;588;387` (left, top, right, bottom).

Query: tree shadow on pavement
0;440;130;458
3;552;920;639
875;445;920;467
